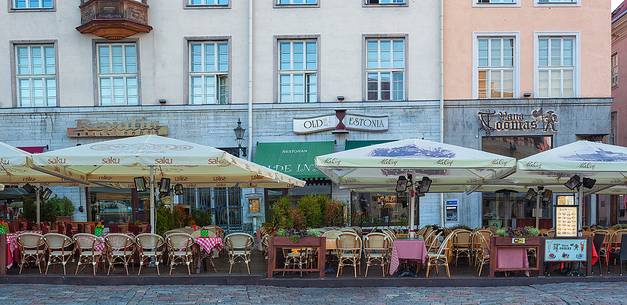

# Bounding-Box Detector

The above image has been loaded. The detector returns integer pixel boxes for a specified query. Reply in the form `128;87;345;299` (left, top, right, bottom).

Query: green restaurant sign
254;141;335;180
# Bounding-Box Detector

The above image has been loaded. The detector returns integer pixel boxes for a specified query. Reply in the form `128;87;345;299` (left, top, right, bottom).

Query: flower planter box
489;236;544;277
267;236;326;278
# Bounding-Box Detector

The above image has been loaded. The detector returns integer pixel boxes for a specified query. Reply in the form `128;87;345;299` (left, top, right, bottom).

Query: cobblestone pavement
0;282;625;305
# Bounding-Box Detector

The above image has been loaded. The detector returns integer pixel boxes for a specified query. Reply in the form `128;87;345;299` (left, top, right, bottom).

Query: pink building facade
442;0;616;228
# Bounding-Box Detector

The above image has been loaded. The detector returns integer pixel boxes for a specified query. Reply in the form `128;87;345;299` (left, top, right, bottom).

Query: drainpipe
247;0;254;162
439;0;445;227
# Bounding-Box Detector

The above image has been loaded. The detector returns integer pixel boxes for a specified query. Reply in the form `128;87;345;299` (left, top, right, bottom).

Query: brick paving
0;282;625;305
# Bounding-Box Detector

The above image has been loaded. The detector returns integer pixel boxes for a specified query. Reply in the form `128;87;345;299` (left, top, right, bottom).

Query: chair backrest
190;230;201;238
593;232;606;251
612;229;627;244
167;233;194;251
42;233;73;250
453;230;472;247
164;229;184;237
427;231;443;252
105;233;134;252
322;230;341;240
136;233;165;251
73;233;98;251
17;233;44;250
337;232;362;251
205;225;224;238
593;230;609;244
364;232;389;250
225;233;254;251
435;232;455;257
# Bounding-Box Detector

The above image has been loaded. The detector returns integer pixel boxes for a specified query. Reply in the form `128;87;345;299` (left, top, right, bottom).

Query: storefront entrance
481;135;553;229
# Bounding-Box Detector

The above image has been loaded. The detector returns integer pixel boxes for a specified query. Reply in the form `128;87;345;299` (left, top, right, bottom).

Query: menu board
555;195;578;237
545;239;588;262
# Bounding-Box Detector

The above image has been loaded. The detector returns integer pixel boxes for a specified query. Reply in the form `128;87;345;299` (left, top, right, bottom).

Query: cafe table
195;237;223;273
389;239;428;276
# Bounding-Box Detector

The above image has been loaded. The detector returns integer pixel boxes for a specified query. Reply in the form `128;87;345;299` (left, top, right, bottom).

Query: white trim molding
533;31;581;98
534;0;581;7
472;31;521;99
472;0;521;8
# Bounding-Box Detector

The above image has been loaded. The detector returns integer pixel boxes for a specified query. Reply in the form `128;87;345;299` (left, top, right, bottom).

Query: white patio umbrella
509;141;627;229
315;139;516;236
0;141;85;224
30;135;305;233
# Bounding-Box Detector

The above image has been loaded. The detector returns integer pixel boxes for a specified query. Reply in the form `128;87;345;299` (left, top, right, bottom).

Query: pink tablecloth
389;239;428;275
496;248;529;269
195;237;223;254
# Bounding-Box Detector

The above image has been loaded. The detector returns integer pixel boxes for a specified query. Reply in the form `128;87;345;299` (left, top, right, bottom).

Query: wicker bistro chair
611;229;627;263
166;233;195;275
476;233;491;276
452;230;473;266
104;233;135;275
472;229;493;266
224;233;254;274
426;232;453;278
594;230;611;271
336;232;363;278
282;247;309;277
363;232;391;277
73;233;102;276
322;230;341;258
136;233;165;275
42;233;74;275
16;233;45;274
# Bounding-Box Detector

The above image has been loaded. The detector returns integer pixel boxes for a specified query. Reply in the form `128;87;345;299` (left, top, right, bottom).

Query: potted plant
94;223;104;237
493;226;542;246
0;220;8;235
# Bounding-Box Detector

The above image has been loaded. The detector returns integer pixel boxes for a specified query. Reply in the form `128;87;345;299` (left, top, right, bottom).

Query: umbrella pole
409;190;416;239
578;187;584;236
535;188;541;229
150;166;156;234
35;186;41;226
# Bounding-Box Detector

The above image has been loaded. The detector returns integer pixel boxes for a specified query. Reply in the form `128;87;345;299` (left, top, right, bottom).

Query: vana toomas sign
293;112;389;135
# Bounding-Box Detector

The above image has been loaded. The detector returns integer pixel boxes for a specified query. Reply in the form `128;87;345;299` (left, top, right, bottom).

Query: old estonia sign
293;110;389;135
67;118;168;138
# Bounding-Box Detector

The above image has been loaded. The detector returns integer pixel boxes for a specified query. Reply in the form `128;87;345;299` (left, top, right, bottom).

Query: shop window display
481;136;553;228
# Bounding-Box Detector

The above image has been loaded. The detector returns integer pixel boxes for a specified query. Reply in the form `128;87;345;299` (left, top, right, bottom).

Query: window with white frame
96;43;139;106
15;44;57;107
187;0;228;7
365;0;406;5
278;40;318;103
477;37;515;99
189;41;229;105
612;53;619;87
476;0;516;4
12;0;53;9
537;36;576;98
366;38;405;101
276;0;317;5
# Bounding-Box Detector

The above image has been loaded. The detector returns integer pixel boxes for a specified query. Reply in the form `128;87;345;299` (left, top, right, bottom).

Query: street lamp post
233;119;247;158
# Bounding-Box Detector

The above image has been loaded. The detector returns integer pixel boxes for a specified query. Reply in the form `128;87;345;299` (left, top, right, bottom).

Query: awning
345;140;394;150
254;141;335;180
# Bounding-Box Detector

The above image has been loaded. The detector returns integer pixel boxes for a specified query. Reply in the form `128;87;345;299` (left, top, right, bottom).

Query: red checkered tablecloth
195;237;223;254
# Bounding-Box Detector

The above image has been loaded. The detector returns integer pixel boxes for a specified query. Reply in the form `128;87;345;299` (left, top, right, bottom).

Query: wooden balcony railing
76;0;152;40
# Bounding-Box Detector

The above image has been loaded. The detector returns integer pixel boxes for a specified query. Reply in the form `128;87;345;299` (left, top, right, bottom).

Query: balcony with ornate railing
76;0;152;40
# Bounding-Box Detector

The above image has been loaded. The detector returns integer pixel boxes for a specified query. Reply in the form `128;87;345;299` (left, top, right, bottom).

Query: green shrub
271;196;292;229
190;209;212;227
297;195;325;228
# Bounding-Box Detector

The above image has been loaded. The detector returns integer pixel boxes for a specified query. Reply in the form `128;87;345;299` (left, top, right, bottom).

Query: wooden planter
267;236;326;278
489;236;544;277
0;233;6;275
